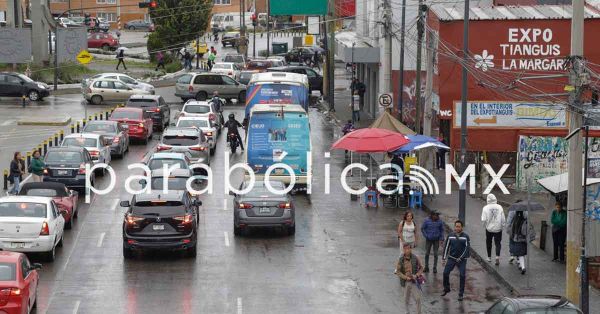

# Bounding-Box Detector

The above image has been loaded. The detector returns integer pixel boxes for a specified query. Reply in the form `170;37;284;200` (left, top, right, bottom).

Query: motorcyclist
224;113;244;151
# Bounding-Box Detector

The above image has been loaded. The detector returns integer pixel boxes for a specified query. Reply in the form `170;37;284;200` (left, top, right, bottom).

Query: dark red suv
87;33;119;51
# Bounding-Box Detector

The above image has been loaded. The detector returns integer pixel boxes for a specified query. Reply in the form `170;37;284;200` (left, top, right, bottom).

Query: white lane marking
224;231;230;247
237;297;242;314
72;300;81;314
111;199;120;211
223;199;228;211
0;120;13;126
97;232;106;248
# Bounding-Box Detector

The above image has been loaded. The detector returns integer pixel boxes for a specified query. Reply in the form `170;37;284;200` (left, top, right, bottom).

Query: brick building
47;0;150;28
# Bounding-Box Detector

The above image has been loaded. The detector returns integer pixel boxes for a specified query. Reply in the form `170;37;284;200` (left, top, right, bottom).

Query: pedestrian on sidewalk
398;211;418;251
208;51;216;71
184;50;193;71
421;211;444;273
116;49;127;71
507;209;534;275
155;51;165;71
8;152;25;195
395;243;423;314
349;90;361;123
481;194;506;265
551;202;567;263
441;220;470;301
30;150;45;183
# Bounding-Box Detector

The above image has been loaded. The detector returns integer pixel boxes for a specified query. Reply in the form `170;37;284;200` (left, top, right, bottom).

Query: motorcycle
228;132;239;154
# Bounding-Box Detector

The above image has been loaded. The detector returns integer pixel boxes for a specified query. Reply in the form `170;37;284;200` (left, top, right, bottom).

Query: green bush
164;61;182;73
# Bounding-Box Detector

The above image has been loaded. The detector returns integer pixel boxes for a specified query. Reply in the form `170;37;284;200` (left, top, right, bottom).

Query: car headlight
37;83;46;89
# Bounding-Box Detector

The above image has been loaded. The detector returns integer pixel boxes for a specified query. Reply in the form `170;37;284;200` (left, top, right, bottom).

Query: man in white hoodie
481;194;506;265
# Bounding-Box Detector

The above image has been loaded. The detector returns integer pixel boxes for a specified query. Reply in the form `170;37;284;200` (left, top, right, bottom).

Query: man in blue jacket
421;211;444;273
441;220;470;301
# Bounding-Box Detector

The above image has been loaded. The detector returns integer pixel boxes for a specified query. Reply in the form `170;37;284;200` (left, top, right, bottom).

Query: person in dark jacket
395;243;423;314
116;49;127;70
223;113;244;151
551;202;567;263
421;211;444;273
507;209;531;274
8;152;25;195
441;220;470;301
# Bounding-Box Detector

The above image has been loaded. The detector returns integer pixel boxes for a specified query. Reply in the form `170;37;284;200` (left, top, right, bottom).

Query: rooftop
431;3;600;21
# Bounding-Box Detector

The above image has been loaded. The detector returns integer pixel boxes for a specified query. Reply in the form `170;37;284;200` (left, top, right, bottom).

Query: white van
211;12;253;32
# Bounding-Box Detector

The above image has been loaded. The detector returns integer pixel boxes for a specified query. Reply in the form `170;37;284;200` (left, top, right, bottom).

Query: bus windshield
244;83;309;118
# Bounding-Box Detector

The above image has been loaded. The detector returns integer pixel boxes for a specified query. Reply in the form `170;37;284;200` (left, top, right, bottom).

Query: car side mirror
31;263;42;270
192;199;202;207
120;200;130;207
229;191;236;196
138;179;147;187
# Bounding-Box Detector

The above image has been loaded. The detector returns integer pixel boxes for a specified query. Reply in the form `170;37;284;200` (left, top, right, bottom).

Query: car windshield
127;99;158;108
177;120;208;128
183;105;210;114
212;64;230;70
248;61;270;68
84;123;117;133
150;177;189;190
162;135;198;146
131;201;185;215
22;188;66;197
111;110;141;120
148;159;186;171
63;137;97;148
16;74;34;83
177;74;192;84
45;151;83;163
224;56;244;63
0;263;16;281
0;202;47;218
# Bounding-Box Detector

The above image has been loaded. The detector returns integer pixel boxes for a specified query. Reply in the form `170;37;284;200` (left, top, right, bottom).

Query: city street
2;90;510;313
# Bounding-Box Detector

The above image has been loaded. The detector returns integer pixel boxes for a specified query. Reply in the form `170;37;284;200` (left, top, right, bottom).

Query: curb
18;117;72;126
421;201;520;296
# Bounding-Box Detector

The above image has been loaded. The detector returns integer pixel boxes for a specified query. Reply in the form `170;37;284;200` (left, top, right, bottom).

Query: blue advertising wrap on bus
245;83;309;117
247;111;310;179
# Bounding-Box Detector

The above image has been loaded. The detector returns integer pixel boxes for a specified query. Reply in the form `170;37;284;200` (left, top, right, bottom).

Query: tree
147;0;212;58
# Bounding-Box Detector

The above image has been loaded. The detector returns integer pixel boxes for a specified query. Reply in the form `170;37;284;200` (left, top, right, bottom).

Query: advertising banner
270;0;327;16
516;136;568;192
454;101;567;128
245;84;309;117
0;28;31;63
247;112;310;176
56;27;88;63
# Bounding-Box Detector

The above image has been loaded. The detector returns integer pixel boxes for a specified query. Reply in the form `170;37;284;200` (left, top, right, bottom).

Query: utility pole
383;0;392;96
566;0;587;311
328;0;335;111
414;0;425;134
423;18;435;169
458;0;471;224
241;0;247;57
397;0;407;122
266;0;270;57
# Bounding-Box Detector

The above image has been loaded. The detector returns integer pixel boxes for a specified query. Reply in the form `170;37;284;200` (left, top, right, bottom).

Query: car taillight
112;137;120;144
40;221;49;236
138;123;145;128
126;214;144;225
173;214;193;224
278;203;291;209
43;168;49;175
188;85;193;93
153;108;161;112
190;146;205;151
205;132;213;136
89;150;99;157
78;163;86;174
156;145;170;151
228;72;233;76
209;113;215;121
0;288;21;296
239;203;253;209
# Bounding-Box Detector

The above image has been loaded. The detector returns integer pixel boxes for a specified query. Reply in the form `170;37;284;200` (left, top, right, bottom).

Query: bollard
36;146;42;155
54;134;59;146
3;169;8;190
70;124;75;133
94;113;98;121
48;137;53;148
99;112;103;120
82;119;86;128
540;220;548;251
77;121;81;133
60;130;64;142
26;151;31;168
105;111;109;120
43;140;48;155
88;115;93;122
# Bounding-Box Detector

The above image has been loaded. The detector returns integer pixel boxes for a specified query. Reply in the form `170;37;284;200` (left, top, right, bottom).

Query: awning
369;111;415;135
536;172;600;194
335;31;380;63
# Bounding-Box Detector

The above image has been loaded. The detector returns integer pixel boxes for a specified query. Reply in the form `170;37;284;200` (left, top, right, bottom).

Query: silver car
157;128;210;166
175;73;246;103
82;73;155;94
178;100;223;131
176;117;218;155
61;133;112;168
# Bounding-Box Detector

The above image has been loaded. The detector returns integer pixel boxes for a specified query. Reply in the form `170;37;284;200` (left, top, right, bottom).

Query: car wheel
186;244;197;258
28;90;40;101
101;44;109;51
65;219;72;230
128;26;135;30
45;245;56;262
123;247;134;259
287;225;296;236
73;204;78;218
234;225;242;236
222;44;226;48
238;91;246;103
57;234;64;247
210;147;215;156
195;92;208;101
91;95;103;105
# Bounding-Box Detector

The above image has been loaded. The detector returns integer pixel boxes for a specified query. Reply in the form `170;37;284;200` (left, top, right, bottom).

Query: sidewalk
423;174;600;306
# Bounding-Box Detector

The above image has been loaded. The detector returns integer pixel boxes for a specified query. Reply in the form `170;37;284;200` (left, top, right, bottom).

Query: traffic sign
76;50;93;65
378;93;393;108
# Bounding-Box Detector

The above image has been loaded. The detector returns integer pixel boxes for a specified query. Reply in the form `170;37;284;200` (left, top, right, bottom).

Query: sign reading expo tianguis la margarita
474;28;565;72
453;101;567;128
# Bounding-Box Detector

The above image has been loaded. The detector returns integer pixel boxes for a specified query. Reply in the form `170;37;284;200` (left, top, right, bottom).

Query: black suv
121;191;201;258
126;95;171;131
43;147;96;192
0;72;50;101
267;66;323;94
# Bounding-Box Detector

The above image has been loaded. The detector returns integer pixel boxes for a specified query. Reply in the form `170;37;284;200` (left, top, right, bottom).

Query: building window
144;14;151;23
213;0;231;5
97;0;117;4
50;0;68;3
97;13;116;22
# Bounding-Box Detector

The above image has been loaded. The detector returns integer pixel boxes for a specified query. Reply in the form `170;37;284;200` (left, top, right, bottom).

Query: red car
0;252;40;314
87;33;119;51
18;182;79;229
110;107;154;144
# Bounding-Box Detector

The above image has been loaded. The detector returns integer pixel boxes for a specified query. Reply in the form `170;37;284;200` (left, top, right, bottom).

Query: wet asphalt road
0;88;512;313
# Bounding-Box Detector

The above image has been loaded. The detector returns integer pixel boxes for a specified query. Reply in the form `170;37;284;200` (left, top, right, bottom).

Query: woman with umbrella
506;200;538;275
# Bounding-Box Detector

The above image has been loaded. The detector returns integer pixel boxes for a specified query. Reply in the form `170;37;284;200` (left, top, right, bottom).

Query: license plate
11;242;25;249
259;207;271;214
57;170;68;176
152;224;165;231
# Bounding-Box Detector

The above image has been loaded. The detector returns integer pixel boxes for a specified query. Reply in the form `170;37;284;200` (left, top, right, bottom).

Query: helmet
229;113;235;119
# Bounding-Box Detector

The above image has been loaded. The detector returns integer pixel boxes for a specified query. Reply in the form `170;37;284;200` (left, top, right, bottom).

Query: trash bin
272;42;288;55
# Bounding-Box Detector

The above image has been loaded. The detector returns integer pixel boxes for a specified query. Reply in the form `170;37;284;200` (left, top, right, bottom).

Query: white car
211;62;241;80
0;196;65;261
81;73;155;94
178;100;223;131
61;133;112;168
176;117;218;155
